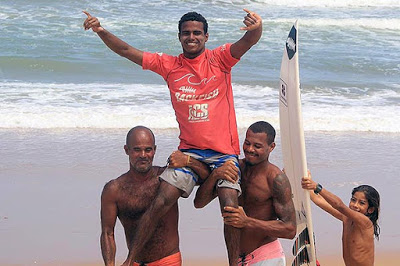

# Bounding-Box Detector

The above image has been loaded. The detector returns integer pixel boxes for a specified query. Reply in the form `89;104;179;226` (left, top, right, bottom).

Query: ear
269;142;276;151
124;145;129;155
154;145;157;153
367;206;375;214
205;32;209;42
178;32;181;40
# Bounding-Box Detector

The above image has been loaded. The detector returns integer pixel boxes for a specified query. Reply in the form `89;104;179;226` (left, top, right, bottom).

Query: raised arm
302;173;372;228
230;9;262;59
223;172;296;239
100;181;119;266
83;11;144;66
302;174;344;221
194;160;239;208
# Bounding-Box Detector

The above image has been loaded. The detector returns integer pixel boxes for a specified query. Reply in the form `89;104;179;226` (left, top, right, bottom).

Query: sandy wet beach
3;252;398;266
0;128;399;265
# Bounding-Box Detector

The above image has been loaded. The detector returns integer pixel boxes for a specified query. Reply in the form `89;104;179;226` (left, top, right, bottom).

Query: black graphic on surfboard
292;227;310;256
292;246;310;266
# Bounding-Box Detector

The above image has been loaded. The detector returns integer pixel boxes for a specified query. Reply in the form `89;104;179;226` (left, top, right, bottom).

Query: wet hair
352;185;380;239
248;121;276;145
126;126;155;146
178;12;208;34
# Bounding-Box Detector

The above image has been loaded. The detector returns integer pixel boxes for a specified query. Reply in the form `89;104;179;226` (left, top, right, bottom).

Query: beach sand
0;128;399;265
5;252;398;266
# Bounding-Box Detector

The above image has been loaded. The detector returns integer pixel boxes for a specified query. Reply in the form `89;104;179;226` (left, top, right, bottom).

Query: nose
351;201;359;210
247;145;255;152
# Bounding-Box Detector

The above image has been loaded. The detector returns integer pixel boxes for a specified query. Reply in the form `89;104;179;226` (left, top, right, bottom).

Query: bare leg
123;181;182;265
218;187;240;266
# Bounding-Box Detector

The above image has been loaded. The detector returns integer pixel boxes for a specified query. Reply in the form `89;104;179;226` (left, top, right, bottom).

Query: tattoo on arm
272;173;296;227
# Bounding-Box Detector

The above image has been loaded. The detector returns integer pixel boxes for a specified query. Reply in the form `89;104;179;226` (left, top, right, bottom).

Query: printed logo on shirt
175;88;219;102
174;73;216;85
188;104;209;122
178;86;196;94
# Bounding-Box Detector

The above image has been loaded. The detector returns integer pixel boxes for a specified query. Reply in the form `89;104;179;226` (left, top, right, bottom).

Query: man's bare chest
241;177;272;205
117;180;159;219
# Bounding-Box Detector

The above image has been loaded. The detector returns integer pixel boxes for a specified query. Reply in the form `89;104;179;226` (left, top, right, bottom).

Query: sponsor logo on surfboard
286;26;297;60
279;79;288;107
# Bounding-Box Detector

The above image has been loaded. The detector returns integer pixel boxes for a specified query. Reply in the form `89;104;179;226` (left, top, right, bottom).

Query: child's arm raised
302;172;373;229
302;174;344;221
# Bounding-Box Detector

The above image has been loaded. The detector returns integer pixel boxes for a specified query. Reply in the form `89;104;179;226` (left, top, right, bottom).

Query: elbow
118;48;131;58
251;34;262;46
193;200;201;209
278;221;296;239
244;39;259;49
273;220;296;239
101;230;115;243
101;230;114;238
285;224;296;239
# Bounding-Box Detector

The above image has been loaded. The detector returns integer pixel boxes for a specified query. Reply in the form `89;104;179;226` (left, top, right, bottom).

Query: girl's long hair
352;185;380;239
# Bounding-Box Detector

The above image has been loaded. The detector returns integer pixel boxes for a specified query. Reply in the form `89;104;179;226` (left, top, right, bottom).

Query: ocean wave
230;0;400;8
269;18;400;31
1;104;398;132
84;17;400;33
3;1;400;40
0;82;399;132
96;0;400;8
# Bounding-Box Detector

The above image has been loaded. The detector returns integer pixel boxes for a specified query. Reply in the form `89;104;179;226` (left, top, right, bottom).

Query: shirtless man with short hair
100;126;179;265
194;121;296;265
100;126;208;266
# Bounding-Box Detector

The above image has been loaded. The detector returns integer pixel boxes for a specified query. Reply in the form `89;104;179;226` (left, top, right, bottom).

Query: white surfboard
279;21;317;266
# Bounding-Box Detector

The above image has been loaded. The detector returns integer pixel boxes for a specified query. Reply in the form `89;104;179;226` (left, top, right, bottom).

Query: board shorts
160;149;241;198
238;240;285;266
133;251;182;266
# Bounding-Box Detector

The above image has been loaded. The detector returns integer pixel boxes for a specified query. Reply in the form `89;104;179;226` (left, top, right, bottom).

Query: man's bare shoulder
266;164;292;201
102;172;128;195
266;163;285;183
